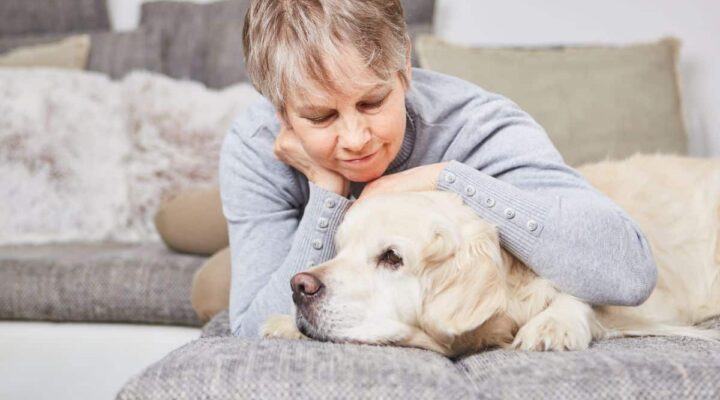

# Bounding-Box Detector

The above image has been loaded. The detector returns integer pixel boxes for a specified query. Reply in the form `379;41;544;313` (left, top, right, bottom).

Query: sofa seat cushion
461;340;720;398
121;310;720;399
117;328;474;399
0;242;206;326
457;315;720;398
200;308;233;338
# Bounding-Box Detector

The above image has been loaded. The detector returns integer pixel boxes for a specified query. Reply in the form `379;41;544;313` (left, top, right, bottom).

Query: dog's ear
419;218;508;348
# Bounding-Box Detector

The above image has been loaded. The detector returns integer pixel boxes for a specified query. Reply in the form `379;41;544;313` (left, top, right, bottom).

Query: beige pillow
415;35;688;167
0;35;90;69
191;246;231;323
154;187;229;256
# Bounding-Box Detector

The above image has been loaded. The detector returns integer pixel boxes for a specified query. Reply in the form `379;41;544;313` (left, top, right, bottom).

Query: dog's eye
378;248;403;269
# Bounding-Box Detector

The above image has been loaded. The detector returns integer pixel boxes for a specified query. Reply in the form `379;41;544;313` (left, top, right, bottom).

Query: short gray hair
242;0;411;114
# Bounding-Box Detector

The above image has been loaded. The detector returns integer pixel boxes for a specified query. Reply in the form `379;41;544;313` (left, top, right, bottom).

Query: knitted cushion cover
118;310;720;399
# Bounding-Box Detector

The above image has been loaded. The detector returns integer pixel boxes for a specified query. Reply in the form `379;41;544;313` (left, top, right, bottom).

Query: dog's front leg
511;294;601;351
261;314;309;340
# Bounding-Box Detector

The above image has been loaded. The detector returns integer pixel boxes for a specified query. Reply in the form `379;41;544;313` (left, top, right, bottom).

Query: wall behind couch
108;0;719;157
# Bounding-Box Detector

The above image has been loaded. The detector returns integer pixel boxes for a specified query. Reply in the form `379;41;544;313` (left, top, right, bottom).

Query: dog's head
291;191;511;356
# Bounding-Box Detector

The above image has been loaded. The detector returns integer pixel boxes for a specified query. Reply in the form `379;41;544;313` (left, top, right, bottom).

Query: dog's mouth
295;311;369;345
295;310;327;341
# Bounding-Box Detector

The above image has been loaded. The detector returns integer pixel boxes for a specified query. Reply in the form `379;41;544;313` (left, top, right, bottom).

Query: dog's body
262;154;720;357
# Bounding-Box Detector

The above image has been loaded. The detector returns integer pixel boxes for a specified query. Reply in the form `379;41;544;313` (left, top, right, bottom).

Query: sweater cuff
294;181;353;267
436;160;553;262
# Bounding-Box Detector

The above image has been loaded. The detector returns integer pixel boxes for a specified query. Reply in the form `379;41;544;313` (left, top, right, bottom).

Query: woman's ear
419;219;508;347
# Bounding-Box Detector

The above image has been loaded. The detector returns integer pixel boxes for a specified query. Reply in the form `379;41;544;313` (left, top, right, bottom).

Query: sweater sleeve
435;95;658;306
219;122;352;338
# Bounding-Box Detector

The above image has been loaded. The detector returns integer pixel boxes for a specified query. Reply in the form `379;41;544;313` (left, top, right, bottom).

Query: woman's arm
219;120;351;338
435;95;658;306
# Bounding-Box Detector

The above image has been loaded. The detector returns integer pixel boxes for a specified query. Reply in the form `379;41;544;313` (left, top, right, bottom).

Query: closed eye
360;98;385;110
307;113;336;124
304;92;390;125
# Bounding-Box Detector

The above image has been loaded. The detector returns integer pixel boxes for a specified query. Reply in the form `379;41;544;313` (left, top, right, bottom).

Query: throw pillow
0;33;72;54
154;187;229;256
86;28;164;79
139;0;251;89
0;0;110;37
139;0;436;88
191;246;231;323
0;69;129;244
0;35;90;69
415;35;688;166
0;69;262;245
121;71;263;242
0;29;164;78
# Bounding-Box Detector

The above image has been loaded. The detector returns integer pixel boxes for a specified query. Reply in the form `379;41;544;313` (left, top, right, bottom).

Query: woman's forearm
229;182;352;338
437;160;658;306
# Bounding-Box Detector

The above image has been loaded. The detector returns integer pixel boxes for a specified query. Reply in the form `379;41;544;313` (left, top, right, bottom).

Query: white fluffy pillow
0;68;262;245
120;72;262;241
0;69;130;244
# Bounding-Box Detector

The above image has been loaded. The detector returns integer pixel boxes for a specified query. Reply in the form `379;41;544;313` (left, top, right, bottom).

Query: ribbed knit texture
218;67;658;338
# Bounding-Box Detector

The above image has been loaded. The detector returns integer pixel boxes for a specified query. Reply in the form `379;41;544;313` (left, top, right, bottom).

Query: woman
219;0;657;337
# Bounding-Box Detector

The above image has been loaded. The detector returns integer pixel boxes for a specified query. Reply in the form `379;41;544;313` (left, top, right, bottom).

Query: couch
1;0;718;399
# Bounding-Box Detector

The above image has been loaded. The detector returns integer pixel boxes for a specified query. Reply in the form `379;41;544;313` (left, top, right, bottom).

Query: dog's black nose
291;272;325;302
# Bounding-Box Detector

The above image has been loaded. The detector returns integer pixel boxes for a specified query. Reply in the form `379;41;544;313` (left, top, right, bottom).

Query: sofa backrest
139;0;437;88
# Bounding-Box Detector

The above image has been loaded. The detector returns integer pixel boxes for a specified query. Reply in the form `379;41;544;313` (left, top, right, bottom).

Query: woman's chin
340;162;389;182
344;169;383;183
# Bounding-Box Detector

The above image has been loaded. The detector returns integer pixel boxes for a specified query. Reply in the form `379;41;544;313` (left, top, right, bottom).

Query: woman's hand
356;162;451;203
273;113;350;197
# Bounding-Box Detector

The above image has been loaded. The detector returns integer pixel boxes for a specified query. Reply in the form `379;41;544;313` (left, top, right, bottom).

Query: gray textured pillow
0;0;110;37
140;0;250;89
140;0;436;88
87;28;164;79
403;0;436;24
416;35;688;167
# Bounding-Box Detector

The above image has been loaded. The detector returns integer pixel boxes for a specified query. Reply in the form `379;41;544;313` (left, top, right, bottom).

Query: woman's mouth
342;151;377;166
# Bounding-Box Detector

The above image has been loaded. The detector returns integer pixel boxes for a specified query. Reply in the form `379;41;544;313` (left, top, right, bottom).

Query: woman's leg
191;246;231;322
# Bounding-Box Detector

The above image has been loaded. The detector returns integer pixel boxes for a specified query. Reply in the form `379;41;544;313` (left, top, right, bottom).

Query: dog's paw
261;314;307;340
511;313;591;351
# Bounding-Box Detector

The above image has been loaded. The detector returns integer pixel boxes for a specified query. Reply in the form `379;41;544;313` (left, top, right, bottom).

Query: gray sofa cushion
139;0;250;89
86;28;164;79
0;28;163;79
200;308;232;339
119;309;720;399
0;0;110;37
139;0;435;89
0;242;205;326
118;316;474;399
458;316;720;398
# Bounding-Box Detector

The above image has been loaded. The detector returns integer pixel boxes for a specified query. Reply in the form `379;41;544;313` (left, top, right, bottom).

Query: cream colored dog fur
261;154;720;357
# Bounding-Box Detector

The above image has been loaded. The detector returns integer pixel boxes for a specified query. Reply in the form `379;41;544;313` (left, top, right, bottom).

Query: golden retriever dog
261;154;720;357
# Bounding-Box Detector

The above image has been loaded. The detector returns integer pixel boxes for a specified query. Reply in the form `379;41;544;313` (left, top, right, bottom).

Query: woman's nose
337;115;371;152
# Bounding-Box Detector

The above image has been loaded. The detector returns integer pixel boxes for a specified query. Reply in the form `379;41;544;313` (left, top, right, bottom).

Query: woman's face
282;49;411;183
